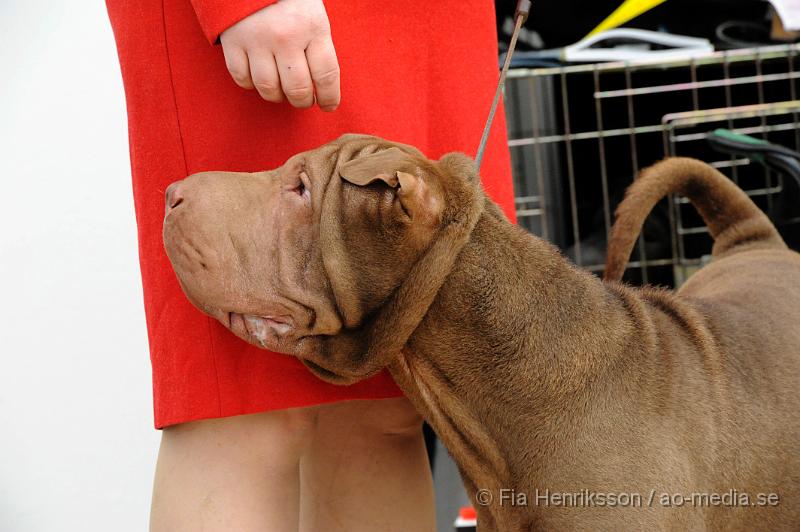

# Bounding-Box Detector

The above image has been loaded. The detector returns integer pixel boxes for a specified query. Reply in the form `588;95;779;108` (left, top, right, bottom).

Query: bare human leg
300;397;436;532
149;397;435;532
150;407;316;532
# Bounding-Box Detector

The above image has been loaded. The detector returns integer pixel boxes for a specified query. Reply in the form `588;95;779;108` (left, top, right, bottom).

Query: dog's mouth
227;311;295;348
222;310;360;384
225;311;355;383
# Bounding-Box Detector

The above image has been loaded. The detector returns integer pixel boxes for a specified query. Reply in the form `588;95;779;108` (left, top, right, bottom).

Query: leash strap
475;0;531;169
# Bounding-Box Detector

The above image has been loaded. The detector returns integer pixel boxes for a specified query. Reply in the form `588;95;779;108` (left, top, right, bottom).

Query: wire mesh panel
504;44;800;287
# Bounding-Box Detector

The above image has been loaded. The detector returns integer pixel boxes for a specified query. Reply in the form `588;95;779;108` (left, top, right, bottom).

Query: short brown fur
164;138;800;531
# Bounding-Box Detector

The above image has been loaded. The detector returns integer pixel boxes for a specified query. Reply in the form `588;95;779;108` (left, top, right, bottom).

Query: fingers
223;45;254;90
226;44;328;110
305;36;340;111
218;1;340;110
249;54;284;103
274;49;315;109
219;21;339;110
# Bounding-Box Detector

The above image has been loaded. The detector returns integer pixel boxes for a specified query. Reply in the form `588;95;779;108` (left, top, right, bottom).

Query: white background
0;2;159;531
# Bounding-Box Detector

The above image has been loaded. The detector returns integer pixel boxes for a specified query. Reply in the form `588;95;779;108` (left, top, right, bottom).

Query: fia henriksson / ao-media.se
474;488;780;508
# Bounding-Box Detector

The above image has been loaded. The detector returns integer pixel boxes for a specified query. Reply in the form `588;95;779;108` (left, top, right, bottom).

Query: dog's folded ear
340;147;441;223
339;147;412;186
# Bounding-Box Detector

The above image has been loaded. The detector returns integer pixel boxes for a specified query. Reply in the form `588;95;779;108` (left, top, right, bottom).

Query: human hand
220;0;340;111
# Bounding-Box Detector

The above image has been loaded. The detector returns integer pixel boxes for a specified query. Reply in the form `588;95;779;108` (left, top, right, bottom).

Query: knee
320;398;424;440
368;398;425;438
268;406;320;447
162;406;320;459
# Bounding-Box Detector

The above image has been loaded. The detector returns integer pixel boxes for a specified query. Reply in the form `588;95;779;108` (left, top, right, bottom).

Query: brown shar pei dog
163;134;800;531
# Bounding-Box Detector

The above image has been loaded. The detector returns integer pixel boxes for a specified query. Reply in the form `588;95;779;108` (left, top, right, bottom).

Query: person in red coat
106;0;516;529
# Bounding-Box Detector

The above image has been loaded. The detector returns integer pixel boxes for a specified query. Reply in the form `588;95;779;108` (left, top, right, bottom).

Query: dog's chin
215;310;365;385
301;359;360;385
221;311;302;352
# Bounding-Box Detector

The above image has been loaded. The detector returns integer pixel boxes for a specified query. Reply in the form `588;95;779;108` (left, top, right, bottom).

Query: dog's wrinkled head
163;134;483;383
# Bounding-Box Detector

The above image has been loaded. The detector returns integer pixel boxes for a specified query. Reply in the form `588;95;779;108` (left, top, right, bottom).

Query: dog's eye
292;173;311;201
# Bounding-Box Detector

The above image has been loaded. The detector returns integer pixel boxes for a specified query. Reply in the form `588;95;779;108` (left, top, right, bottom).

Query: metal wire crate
504;43;800;286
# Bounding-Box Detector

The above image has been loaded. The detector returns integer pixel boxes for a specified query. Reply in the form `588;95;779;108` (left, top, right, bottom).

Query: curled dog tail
604;157;786;282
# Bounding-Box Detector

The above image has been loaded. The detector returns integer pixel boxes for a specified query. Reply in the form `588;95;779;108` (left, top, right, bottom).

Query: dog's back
605;158;800;529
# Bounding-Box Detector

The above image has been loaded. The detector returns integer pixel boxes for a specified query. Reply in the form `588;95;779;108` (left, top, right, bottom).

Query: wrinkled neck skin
388;200;636;531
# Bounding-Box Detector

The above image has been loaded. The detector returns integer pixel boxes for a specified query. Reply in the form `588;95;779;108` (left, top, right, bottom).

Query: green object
710;128;769;146
707;128;800;188
708;129;770;164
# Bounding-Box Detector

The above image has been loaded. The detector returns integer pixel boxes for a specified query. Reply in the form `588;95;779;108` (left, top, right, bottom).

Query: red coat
107;0;516;428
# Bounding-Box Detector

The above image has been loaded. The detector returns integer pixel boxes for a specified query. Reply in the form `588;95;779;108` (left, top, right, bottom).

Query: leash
475;0;532;169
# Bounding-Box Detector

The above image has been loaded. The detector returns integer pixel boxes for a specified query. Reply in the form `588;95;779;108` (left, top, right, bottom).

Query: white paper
768;0;800;31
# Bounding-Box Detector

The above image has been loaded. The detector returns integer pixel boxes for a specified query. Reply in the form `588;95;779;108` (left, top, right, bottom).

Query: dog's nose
165;182;184;210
